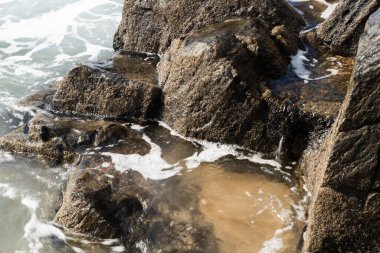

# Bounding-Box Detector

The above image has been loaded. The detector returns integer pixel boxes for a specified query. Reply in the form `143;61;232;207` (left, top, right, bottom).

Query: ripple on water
0;0;123;98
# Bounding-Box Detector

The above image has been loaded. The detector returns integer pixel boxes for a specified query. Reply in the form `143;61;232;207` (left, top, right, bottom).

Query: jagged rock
0;112;142;164
316;0;380;56
158;18;329;154
0;113;74;164
51;51;162;120
55;153;218;252
114;0;305;53
54;155;146;239
303;8;380;252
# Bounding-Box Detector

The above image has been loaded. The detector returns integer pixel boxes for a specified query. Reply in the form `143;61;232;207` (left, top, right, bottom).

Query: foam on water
291;49;340;81
0;2;124;251
102;122;287;181
288;0;337;19
102;133;182;180
22;197;67;253
0;0;123;100
0;181;67;253
314;0;337;19
0;151;15;162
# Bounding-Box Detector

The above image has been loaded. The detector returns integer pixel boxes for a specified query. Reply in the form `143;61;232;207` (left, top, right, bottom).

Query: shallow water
0;0;343;252
0;0;125;252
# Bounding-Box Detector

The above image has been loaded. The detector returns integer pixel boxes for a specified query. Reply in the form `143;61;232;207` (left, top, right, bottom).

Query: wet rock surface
316;0;380;56
303;8;380;252
114;0;305;53
159;18;286;153
158;18;335;156
51;51;162;120
55;153;219;252
0;110;142;165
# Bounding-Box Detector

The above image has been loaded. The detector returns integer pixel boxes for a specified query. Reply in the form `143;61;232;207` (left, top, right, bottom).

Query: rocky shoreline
0;0;379;252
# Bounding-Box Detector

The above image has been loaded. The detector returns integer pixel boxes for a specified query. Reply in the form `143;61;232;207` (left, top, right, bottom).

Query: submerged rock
55;153;218;252
51;51;162;120
114;0;305;53
303;8;380;252
315;0;380;56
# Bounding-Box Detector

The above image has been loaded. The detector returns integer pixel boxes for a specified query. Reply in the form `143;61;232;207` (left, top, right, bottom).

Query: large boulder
114;0;305;53
316;0;380;56
303;8;380;252
158;18;331;154
51;51;162;120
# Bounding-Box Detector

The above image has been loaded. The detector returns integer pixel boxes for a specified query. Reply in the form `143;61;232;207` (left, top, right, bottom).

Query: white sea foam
0;183;17;199
103;122;286;181
259;237;284;253
259;224;294;253
111;245;126;252
0;0;122;100
314;0;338;19
0;151;15;163
103;134;182;180
136;240;149;253
291;49;339;81
22;197;66;253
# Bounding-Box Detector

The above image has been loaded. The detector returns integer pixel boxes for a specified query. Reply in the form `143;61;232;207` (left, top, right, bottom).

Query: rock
0;113;73;164
51;51;162;120
316;0;380;56
19;83;57;110
158;18;330;154
114;0;305;53
271;25;299;55
0;112;144;164
54;155;146;239
303;8;380;252
54;154;218;252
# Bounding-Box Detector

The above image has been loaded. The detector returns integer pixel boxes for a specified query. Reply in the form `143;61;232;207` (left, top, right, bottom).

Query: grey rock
159;18;332;154
51;51;162;120
316;0;380;56
303;8;380;252
0;112;142;164
54;140;218;252
114;0;305;53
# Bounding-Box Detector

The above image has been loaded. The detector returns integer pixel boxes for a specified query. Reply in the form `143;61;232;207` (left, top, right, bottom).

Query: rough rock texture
51;51;162;120
316;0;380;56
158;18;330;154
0;111;138;164
114;0;305;53
0;113;75;164
54;138;218;252
303;8;380;252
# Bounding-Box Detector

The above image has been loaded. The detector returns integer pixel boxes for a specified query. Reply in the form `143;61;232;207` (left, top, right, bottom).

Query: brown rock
271;25;299;55
0;112;146;164
51;51;162;120
316;0;380;56
158;18;285;152
114;0;305;53
303;8;380;252
158;18;332;155
54;154;218;252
